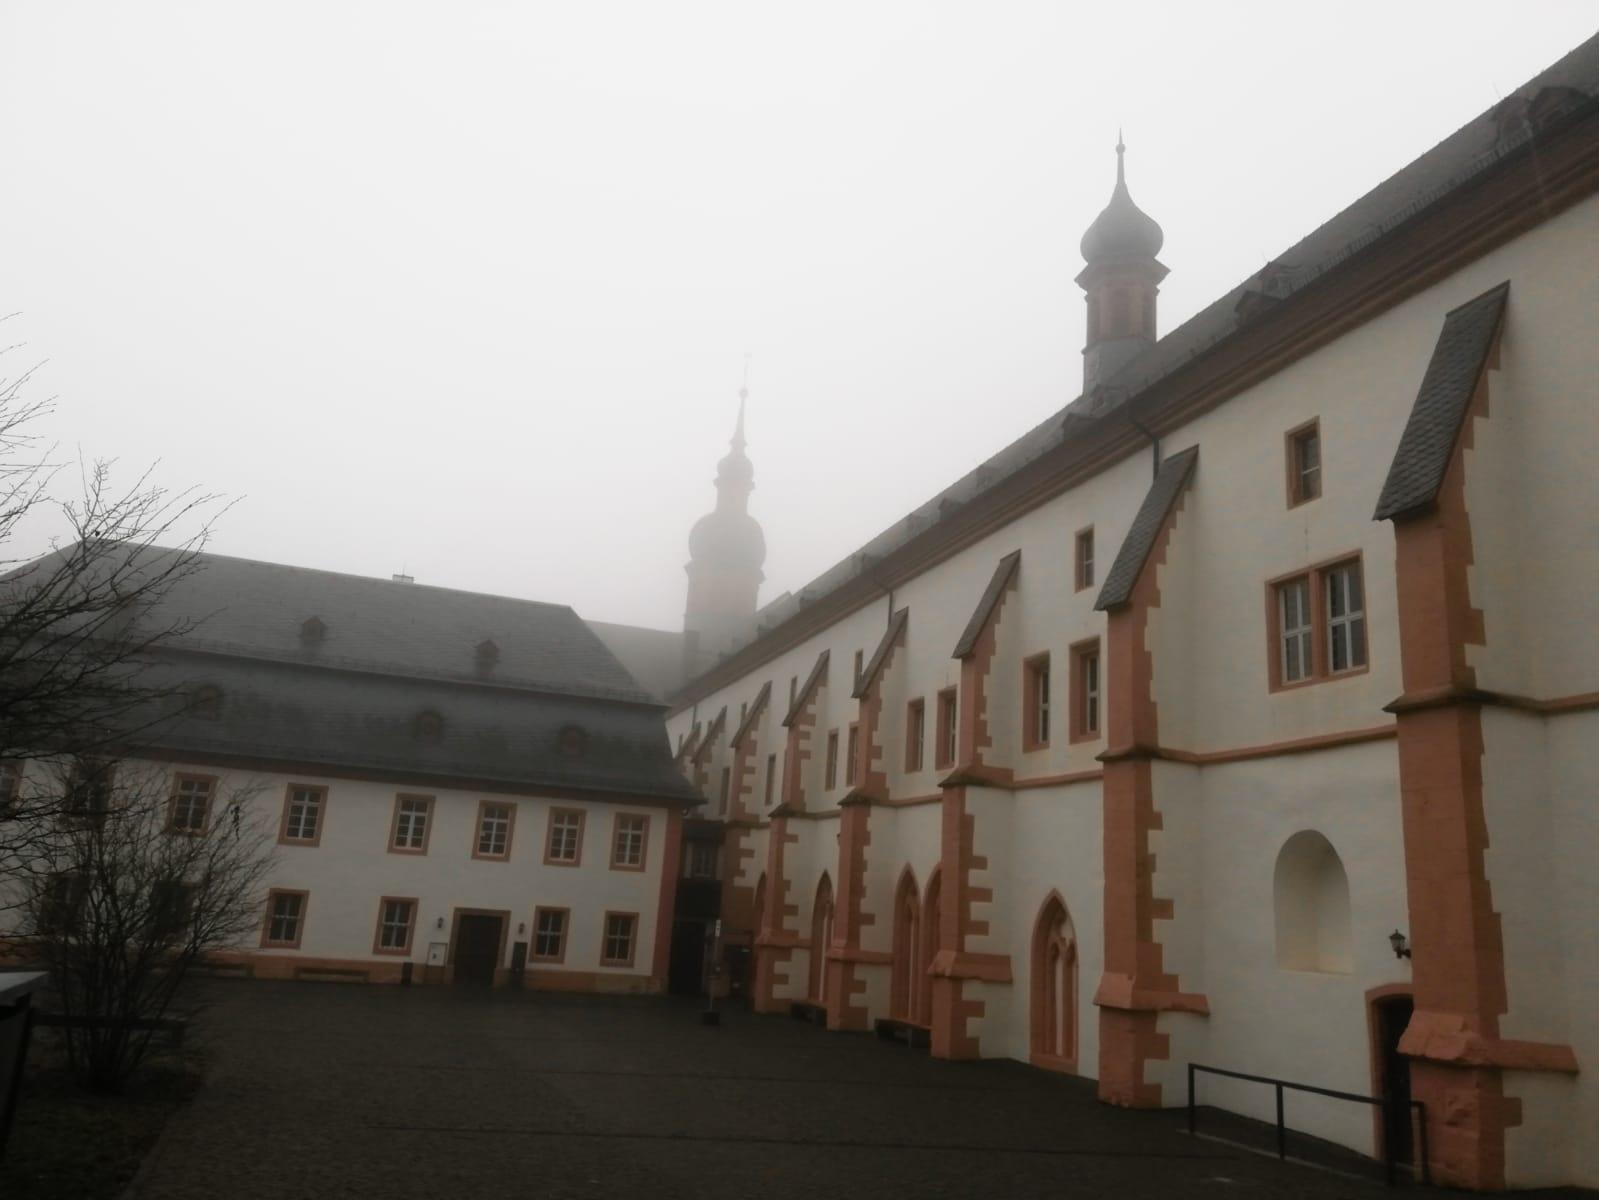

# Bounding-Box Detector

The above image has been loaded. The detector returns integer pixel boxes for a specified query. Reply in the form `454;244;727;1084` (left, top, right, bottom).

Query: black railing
1186;1063;1430;1186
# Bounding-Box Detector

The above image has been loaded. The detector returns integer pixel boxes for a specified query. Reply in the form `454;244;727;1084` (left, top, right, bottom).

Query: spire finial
733;354;749;449
1116;129;1126;185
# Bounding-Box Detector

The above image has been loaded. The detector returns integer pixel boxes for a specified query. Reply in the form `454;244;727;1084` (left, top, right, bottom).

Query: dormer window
413;710;444;743
192;685;224;720
475;639;499;670
556;725;587;757
300;616;327;645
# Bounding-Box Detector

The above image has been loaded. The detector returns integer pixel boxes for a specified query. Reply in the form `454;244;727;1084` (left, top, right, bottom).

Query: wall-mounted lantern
1388;929;1412;960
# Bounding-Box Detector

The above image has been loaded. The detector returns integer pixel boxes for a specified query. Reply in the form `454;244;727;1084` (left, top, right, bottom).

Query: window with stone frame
532;907;568;961
611;813;648;870
167;774;215;835
545;808;584;865
600;912;637;966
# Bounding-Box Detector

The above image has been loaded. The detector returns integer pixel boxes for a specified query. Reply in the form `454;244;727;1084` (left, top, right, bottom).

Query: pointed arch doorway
1029;893;1078;1073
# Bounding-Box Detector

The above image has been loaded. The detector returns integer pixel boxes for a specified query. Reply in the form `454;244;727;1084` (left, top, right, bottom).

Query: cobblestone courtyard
127;982;1448;1199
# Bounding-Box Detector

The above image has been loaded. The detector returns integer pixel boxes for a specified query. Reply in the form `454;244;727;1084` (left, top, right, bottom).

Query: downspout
1127;413;1162;478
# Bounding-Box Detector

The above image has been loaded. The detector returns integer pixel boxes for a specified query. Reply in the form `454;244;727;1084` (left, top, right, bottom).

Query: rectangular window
853;649;864;690
167;774;215;834
1070;640;1101;741
611;813;648;870
685;841;719;880
1075;527;1095;591
532;907;568;962
789;675;798;709
280;785;326;846
845;723;860;787
545;808;584;865
1268;555;1369;689
600;911;638;967
1325;561;1367;674
824;730;839;791
1287;420;1322;505
66;759;114;818
149;880;195;941
764;754;776;807
262;889;307;948
474;801;515;860
936;688;958;769
905;699;925;772
717;767;730;816
1278;577;1314;684
1024;654;1051;751
374;897;417;955
390;795;433;854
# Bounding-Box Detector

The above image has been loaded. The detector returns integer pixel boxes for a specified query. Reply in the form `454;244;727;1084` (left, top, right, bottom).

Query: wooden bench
292;966;369;984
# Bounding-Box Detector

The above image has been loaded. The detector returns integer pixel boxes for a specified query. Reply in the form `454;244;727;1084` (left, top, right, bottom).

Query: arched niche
1273;830;1353;974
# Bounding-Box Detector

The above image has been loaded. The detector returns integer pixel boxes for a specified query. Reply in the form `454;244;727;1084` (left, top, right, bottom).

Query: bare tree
22;761;273;1092
0;323;226;892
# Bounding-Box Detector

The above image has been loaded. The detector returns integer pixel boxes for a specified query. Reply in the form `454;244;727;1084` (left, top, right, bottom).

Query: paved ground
129;982;1445;1199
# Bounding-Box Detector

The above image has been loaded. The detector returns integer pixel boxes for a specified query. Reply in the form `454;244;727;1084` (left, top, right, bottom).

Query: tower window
825;730;839;790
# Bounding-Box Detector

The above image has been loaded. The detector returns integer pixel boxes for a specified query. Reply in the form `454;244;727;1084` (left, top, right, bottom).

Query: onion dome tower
1077;136;1167;394
684;387;766;658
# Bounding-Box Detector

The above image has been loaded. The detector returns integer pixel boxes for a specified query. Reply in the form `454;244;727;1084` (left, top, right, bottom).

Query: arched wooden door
1030;894;1078;1072
890;869;921;1021
808;874;833;1005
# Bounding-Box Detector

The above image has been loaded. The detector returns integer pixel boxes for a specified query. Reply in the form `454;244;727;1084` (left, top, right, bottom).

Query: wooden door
453;914;504;986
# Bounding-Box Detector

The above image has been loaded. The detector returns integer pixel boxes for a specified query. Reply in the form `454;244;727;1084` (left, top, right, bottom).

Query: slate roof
690;33;1599;693
782;649;831;727
584;620;689;701
52;546;658;705
141;654;700;803
1373;283;1510;521
852;608;909;699
6;545;698;804
952;550;1021;658
1095;447;1199;611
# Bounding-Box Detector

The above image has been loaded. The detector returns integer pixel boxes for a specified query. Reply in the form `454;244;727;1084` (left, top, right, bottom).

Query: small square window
1287;421;1322;506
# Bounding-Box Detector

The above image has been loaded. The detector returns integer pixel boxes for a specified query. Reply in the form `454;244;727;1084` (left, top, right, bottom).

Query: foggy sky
3;3;1594;631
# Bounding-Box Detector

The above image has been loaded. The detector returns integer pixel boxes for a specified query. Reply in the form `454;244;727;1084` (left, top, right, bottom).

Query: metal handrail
1186;1062;1430;1187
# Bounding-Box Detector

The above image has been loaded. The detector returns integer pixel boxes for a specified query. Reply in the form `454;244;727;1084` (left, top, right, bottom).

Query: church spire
684;376;767;658
1077;135;1168;394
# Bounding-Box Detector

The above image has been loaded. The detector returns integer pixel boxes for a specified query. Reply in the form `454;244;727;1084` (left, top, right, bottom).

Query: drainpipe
1127;413;1161;478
